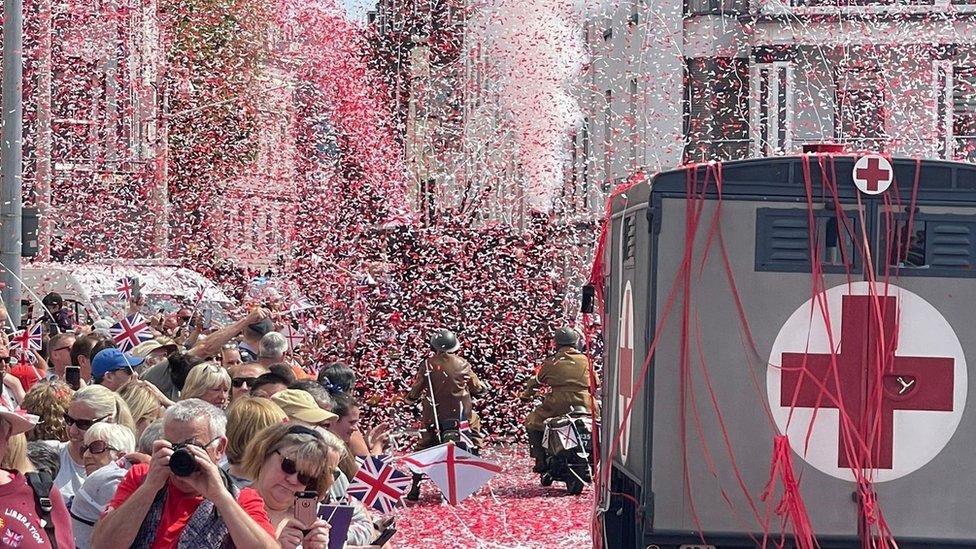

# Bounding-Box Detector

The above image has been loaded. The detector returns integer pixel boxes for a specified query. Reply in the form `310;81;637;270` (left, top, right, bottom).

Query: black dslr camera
169;443;198;477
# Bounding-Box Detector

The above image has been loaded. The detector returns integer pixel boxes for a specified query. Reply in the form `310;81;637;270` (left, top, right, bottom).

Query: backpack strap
25;471;58;549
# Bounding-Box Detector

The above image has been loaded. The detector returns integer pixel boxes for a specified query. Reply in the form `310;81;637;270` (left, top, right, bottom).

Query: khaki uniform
522;346;595;432
407;352;486;449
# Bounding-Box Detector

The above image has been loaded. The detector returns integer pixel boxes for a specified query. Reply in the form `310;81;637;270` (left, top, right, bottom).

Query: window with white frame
629;77;640;171
685;57;749;163
752;62;792;157
835;65;887;151
953;66;976;161
604;90;613;188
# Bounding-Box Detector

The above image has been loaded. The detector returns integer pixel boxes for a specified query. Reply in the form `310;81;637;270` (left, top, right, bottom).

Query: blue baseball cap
91;348;144;380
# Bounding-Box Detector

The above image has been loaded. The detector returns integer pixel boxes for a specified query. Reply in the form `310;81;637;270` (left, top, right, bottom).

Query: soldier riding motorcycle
404;328;486;501
521;326;597;485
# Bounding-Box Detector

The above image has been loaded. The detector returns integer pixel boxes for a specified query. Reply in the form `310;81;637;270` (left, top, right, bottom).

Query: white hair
163;398;226;438
84;423;136;454
72;384;136;432
259;332;288;360
138;418;164;454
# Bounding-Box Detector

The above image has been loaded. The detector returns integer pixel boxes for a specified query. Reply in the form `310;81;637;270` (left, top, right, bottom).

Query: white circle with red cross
852;155;893;195
767;282;966;482
615;280;634;463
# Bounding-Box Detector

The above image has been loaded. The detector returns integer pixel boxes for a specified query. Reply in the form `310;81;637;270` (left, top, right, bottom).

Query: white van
19;262;237;326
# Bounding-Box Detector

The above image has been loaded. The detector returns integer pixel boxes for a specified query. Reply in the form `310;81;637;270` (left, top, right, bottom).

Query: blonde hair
22;380;73;442
72;384;136;433
84;423;136;455
225;397;287;465
2;433;32;472
240;423;340;498
181;362;231;401
118;383;163;433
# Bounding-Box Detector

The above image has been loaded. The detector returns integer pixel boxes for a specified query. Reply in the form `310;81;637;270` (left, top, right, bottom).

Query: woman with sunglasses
181;362;232;410
81;422;135;475
72;423;137;548
42;384;135;500
240;423;337;549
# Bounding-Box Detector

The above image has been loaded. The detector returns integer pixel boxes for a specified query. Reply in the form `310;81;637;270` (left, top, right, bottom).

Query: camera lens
169;446;198;477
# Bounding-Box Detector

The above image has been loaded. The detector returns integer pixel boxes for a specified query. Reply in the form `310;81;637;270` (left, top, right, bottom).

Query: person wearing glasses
71;423;137;548
92;399;277;549
228;362;269;402
92;348;143;392
0;401;75;547
46;332;76;380
44;384;136;500
240;423;337;549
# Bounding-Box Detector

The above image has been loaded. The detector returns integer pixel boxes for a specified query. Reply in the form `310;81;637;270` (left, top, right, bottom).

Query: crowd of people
0;293;399;548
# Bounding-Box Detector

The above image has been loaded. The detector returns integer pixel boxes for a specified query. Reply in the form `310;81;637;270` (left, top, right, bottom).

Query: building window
582;117;590;197
603;27;613;41
629;0;640;24
836;65;887;151
604;90;613;187
754;62;791;156
629;77;639;171
686;0;748;15
936;63;950;159
684;57;749;163
953;67;976;161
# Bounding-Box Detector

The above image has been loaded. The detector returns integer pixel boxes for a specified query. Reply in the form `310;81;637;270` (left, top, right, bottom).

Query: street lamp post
0;0;24;326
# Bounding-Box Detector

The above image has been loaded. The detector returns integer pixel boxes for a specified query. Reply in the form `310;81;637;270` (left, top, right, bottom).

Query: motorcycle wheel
566;477;584;495
540;473;554;487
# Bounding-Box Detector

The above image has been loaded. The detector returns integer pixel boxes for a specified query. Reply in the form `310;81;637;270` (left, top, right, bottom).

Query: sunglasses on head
64;413;111;431
231;376;258;388
274;450;317;489
82;440;119;455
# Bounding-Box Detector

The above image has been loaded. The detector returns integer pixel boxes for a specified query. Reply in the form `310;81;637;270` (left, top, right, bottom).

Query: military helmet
430;329;460;353
554;326;580;347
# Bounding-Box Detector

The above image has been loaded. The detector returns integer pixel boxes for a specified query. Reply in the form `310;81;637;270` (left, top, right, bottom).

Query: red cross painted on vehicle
853;155;893;195
780;294;954;469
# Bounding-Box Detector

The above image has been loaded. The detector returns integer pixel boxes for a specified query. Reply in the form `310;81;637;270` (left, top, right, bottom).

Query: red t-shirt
0;470;74;548
107;464;274;549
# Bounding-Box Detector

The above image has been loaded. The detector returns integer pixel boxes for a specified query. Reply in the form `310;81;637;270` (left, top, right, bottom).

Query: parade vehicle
540;405;594;495
19;261;236;326
596;151;976;548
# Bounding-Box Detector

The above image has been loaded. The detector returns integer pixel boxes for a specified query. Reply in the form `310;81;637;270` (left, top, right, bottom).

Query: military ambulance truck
598;154;976;548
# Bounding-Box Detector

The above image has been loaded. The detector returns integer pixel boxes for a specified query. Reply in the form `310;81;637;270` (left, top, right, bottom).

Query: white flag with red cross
615;280;635;462
400;442;502;505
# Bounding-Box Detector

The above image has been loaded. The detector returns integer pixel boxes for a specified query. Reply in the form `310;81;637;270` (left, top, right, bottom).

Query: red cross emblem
769;283;966;482
781;295;953;469
616;281;635;461
852;155;893;195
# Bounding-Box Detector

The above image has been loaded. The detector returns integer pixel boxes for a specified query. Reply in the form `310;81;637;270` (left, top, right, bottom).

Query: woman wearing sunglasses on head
241;423;338;549
72;423;137;548
41;384;136;500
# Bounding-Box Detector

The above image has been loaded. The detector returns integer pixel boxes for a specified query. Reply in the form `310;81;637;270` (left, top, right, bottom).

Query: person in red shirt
0;402;75;548
91;399;276;549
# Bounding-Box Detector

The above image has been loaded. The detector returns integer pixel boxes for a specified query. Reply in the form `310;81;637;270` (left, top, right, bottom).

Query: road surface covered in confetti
396;447;593;548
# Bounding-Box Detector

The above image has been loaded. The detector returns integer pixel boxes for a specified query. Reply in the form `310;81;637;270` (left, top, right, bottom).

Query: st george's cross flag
400;442;502;505
346;455;411;514
110;314;152;352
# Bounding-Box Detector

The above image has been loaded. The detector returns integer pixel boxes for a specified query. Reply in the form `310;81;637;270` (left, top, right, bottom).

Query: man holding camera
91;399;277;549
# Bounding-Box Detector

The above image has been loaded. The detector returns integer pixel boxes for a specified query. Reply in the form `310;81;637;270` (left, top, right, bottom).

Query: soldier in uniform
521;326;595;473
405;328;486;500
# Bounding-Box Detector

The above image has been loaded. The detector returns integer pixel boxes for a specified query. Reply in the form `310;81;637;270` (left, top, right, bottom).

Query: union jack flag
2;528;23;547
346;455;411;514
110;314;152;352
116;277;135;301
10;324;42;352
459;415;475;450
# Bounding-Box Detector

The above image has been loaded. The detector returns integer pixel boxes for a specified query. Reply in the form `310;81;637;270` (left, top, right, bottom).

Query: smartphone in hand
294;491;318;529
65;366;81;391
